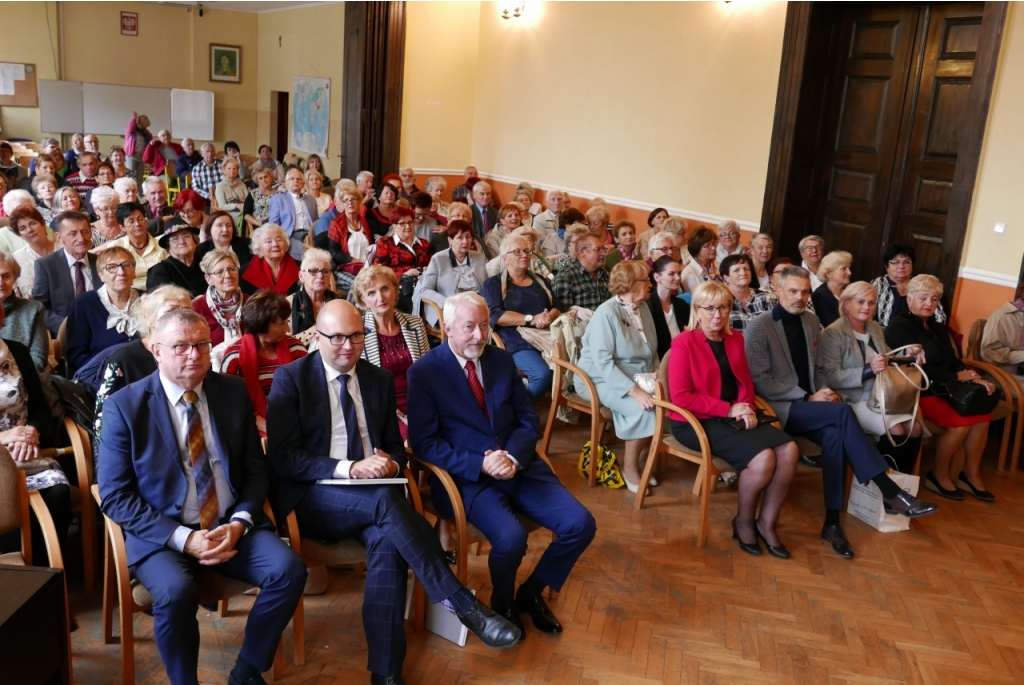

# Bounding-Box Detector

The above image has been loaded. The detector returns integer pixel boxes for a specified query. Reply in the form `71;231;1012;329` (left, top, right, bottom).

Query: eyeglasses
696;305;730;314
164;342;213;356
504;248;531;257
395;220;414;227
304;268;332;276
208;266;239;277
651;246;680;253
718;232;739;239
580;246;607;254
102;261;137;273
800;244;822;253
180;207;199;216
317;330;366;346
888;259;912;267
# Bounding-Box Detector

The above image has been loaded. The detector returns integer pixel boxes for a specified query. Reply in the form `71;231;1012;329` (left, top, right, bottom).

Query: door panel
814;4;921;281
890;3;984;290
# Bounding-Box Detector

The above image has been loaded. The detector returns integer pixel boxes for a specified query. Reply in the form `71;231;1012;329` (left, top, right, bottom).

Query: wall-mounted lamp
502;2;525;20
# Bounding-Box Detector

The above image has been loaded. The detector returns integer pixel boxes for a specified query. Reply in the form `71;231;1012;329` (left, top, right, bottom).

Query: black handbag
932;379;999;416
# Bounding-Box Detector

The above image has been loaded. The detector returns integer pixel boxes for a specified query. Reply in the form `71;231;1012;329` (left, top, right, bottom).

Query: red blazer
667;328;755;423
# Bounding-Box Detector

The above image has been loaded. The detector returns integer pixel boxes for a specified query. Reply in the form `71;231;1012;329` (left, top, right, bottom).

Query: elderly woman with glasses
669;281;799;557
193;248;247;346
413;219;487;326
173;188;207;238
715;220;745;266
90;186;124;245
575;261;659;493
352;265;430;436
222;290;307;436
871;243;947;327
94;284;193;441
482;233;559;405
65;246;141;377
645;231;681;271
798;234;825;291
146;219;206;296
373;205;431;312
326;186;372;291
195;210;253;275
885;274;995;503
289;248;337;338
811;250;853;328
30;174;58;225
680;227;722;294
242;223;301;296
586;204;613;246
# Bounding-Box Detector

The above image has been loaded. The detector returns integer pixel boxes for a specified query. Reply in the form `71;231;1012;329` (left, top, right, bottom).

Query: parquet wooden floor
68;407;1024;684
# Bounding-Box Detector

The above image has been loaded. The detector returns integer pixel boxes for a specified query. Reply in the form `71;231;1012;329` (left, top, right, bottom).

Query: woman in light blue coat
576;261;660;493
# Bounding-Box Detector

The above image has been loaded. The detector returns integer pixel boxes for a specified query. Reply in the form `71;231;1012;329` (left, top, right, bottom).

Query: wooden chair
61;416;98;594
408;450;559;600
634;350;732;547
421;299;445;343
490;330;506;349
966;318;1022;471
540;342;610;486
0;448;73;681
95;484;294;684
51;317;68;368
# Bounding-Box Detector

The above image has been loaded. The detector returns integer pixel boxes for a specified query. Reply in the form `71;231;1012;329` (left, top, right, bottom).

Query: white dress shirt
291;192;311;231
447;342;520;467
63;249;95;292
802;259;824;291
160;375;250;552
323;357;373;478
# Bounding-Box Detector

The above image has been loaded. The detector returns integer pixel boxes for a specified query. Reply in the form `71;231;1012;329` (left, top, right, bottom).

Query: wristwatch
232;517;254;536
524;314;533;324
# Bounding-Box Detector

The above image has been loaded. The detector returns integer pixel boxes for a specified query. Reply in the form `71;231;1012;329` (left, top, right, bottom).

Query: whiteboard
82;83;171;136
171;89;215;141
39;80;84;133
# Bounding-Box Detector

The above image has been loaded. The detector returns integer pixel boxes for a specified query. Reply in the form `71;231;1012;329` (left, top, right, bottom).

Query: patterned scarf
98;286;140;336
0;340;27;432
207;286;243;341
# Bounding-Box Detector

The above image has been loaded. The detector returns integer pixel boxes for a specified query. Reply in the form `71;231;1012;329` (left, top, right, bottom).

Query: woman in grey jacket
820;281;925;473
413;220;487;326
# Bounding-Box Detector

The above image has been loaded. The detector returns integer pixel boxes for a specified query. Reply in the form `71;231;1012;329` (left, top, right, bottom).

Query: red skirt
919;395;991;428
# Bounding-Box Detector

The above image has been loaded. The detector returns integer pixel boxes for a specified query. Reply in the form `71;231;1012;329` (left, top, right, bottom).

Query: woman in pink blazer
667;281;799;559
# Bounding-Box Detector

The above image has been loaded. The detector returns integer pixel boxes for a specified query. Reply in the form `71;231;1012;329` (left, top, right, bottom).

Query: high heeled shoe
754;520;790;559
925;470;965;501
731;518;762;556
623;474;649;496
957;471;995;502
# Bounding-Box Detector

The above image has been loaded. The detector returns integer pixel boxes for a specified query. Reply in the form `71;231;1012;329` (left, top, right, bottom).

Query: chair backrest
658;348;672;391
966;319;987;361
0;448;23;537
57;316;68;358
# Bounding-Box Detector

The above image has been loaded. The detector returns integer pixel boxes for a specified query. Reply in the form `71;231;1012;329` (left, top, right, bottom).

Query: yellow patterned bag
578;440;624;489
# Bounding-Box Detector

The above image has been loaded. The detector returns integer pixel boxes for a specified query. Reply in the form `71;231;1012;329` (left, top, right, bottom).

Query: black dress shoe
490;595;525;637
925;471;965;501
444;549;458;565
798;455;822;468
754;520;790;559
228;675;267;685
731;518;762;556
456;596;522;648
515;591;563;634
883;491;939;518
820;524;854;559
370;675;406;685
957;471;995;502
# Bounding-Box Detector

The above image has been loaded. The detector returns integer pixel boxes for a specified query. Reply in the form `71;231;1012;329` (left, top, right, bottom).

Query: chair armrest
407;453;470;582
963;359;1018;412
285;511;303;557
404;466;424;516
62;416;93;489
552;356;603;417
650;397;712;458
28;489;64;570
422;300;445;342
753;395;783;428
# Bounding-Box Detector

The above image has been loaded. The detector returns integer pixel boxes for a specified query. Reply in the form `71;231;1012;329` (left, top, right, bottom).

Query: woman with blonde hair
811;250;853;327
193;248;247;346
576;260;659;493
326;187;372;290
668;280;799;557
586;204;613;245
748;233;773;288
425;176;450;221
485;202;523;259
304;169;332;216
242;168;279;233
885;275;996;502
215;156;248;219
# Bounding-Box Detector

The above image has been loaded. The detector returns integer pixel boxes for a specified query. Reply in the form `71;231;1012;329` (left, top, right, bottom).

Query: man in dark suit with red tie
408;292;596;636
31;211;101;334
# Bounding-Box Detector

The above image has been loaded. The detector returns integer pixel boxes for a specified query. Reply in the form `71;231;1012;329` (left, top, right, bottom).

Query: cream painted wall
255;3;345;179
962;3;1024;281
0;2;60;143
400;1;480;170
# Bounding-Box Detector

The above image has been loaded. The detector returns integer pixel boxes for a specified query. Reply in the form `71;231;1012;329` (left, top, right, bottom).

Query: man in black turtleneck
744;265;938;559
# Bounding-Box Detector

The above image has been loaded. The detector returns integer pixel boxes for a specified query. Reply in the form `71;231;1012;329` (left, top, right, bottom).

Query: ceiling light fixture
501;2;525;20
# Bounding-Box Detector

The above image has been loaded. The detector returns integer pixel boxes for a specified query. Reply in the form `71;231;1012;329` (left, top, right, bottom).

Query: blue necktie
340;375;364;461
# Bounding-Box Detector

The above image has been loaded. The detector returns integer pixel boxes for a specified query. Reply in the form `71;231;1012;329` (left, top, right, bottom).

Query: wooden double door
763;2;1006;300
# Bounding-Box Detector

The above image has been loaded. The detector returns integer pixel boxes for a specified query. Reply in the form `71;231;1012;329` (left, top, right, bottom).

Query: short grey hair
355;170;373;184
648;231;677;251
0;250;22;280
250;223;288;257
473;181;491;194
153;307;209;337
2;190;34;215
778;265;811;288
300;247;332;269
41;137;59;148
499;232;529;256
798;234;825;252
399;166;414;175
749;233;773;250
142;175;166;193
90;186;119;207
113;177;138;195
334;181;359;202
199;248;239;274
157;129;170;138
133;284;193;336
425;176;446;192
200;142;215;153
545;188;562;202
443;291;488;324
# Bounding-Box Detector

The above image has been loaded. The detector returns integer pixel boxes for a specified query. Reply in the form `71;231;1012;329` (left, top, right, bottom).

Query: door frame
759;1;1008;301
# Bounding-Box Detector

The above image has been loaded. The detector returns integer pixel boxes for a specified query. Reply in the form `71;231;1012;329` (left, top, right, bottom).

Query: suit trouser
295;483;462;677
465;475;596;603
784;401;890;511
289;232;309;261
131;528;307;685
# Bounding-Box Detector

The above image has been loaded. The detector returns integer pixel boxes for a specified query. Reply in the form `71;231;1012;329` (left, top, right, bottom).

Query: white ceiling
157;1;341;14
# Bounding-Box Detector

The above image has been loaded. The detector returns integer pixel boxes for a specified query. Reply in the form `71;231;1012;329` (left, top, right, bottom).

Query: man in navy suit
32;211;101;334
469;180;499;247
408;292;596;636
267;166;319;261
267;300;520;685
98;309;306;685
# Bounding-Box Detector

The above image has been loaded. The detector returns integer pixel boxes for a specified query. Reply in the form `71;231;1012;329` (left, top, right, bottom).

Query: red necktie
74;261;86;296
465;360;489;421
481;208;490;234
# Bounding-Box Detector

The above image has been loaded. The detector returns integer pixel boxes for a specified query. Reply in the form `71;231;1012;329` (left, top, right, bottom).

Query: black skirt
670;418;793;471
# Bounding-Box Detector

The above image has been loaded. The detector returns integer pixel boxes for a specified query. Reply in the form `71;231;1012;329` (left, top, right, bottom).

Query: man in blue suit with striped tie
98;309;307;685
408;292;597;637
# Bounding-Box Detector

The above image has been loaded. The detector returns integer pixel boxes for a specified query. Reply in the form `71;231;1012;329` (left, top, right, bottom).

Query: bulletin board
0;62;39;107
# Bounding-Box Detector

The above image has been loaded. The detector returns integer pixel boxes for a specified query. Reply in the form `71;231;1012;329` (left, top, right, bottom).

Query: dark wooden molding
759;2;813;244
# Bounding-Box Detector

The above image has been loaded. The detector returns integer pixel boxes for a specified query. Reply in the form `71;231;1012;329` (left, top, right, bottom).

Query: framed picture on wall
210;44;241;83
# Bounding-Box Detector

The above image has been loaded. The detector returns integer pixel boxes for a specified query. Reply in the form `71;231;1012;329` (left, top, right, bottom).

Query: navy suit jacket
97;371;269;566
408;343;557;512
266;354;407;519
32;248;101;334
267;192;319;237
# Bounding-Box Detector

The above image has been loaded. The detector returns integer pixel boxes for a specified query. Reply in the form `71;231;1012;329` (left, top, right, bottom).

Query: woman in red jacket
142;129;185;179
667;281;799;559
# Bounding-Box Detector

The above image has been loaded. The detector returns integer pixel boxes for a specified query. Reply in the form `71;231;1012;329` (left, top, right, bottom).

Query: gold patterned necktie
182;390;219;530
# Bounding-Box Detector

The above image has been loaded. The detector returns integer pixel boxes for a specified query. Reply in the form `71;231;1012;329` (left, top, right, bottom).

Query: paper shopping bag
846;470;920;533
